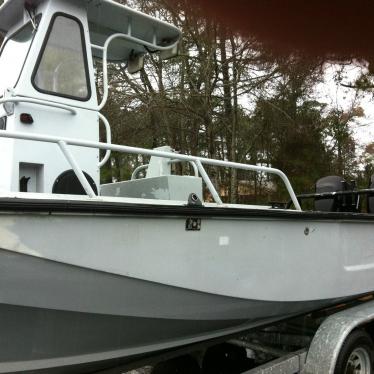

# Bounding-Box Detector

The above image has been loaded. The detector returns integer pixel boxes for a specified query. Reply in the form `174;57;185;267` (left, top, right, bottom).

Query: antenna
24;1;37;30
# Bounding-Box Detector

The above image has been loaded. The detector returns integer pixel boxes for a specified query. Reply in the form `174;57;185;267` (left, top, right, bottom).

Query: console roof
88;0;181;61
0;0;181;61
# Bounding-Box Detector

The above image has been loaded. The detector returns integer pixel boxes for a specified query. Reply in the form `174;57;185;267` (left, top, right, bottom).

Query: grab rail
131;164;149;180
131;160;199;180
0;97;77;115
0;130;302;210
0;96;111;169
98;112;112;168
168;159;199;177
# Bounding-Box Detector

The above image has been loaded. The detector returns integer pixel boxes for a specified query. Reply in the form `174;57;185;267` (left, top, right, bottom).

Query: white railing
97;112;112;168
0;97;112;169
0;97;77;115
131;160;199;180
0;129;302;210
91;33;179;110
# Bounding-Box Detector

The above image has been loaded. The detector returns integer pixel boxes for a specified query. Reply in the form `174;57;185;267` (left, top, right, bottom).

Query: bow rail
0;130;302;210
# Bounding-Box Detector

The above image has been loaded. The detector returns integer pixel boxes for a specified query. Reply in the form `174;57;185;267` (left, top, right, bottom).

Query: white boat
0;0;374;373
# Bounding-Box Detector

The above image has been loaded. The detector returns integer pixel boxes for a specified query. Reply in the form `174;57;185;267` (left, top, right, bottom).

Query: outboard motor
314;176;355;212
368;175;374;213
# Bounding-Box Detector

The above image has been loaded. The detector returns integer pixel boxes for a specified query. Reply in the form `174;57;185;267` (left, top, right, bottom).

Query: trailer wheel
202;343;253;374
334;330;374;374
151;355;200;374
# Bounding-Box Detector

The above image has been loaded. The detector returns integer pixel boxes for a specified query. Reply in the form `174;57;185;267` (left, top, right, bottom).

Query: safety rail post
272;170;302;211
196;158;302;211
57;140;96;198
194;160;223;205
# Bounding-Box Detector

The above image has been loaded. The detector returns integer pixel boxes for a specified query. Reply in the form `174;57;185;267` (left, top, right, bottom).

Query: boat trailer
88;298;374;374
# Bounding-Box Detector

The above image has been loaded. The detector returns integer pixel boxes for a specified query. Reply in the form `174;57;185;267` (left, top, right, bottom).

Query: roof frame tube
91;33;179;110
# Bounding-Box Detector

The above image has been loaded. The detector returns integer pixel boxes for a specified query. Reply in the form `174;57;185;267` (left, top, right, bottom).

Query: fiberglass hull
0;197;373;372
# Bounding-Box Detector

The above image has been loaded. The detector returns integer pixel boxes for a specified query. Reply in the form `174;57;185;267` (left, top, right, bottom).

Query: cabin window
0;22;35;97
33;14;90;101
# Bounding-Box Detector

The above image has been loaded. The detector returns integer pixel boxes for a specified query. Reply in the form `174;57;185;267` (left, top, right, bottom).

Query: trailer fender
303;299;374;374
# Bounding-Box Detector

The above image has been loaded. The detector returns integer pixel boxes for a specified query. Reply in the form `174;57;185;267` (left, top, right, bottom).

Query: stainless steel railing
0;129;302;210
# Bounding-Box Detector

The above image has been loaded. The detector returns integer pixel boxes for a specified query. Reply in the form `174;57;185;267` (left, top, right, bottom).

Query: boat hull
0;248;340;373
1;199;374;372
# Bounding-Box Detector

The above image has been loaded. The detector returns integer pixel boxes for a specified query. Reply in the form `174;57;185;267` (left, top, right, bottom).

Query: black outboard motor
368;175;374;213
314;176;356;212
